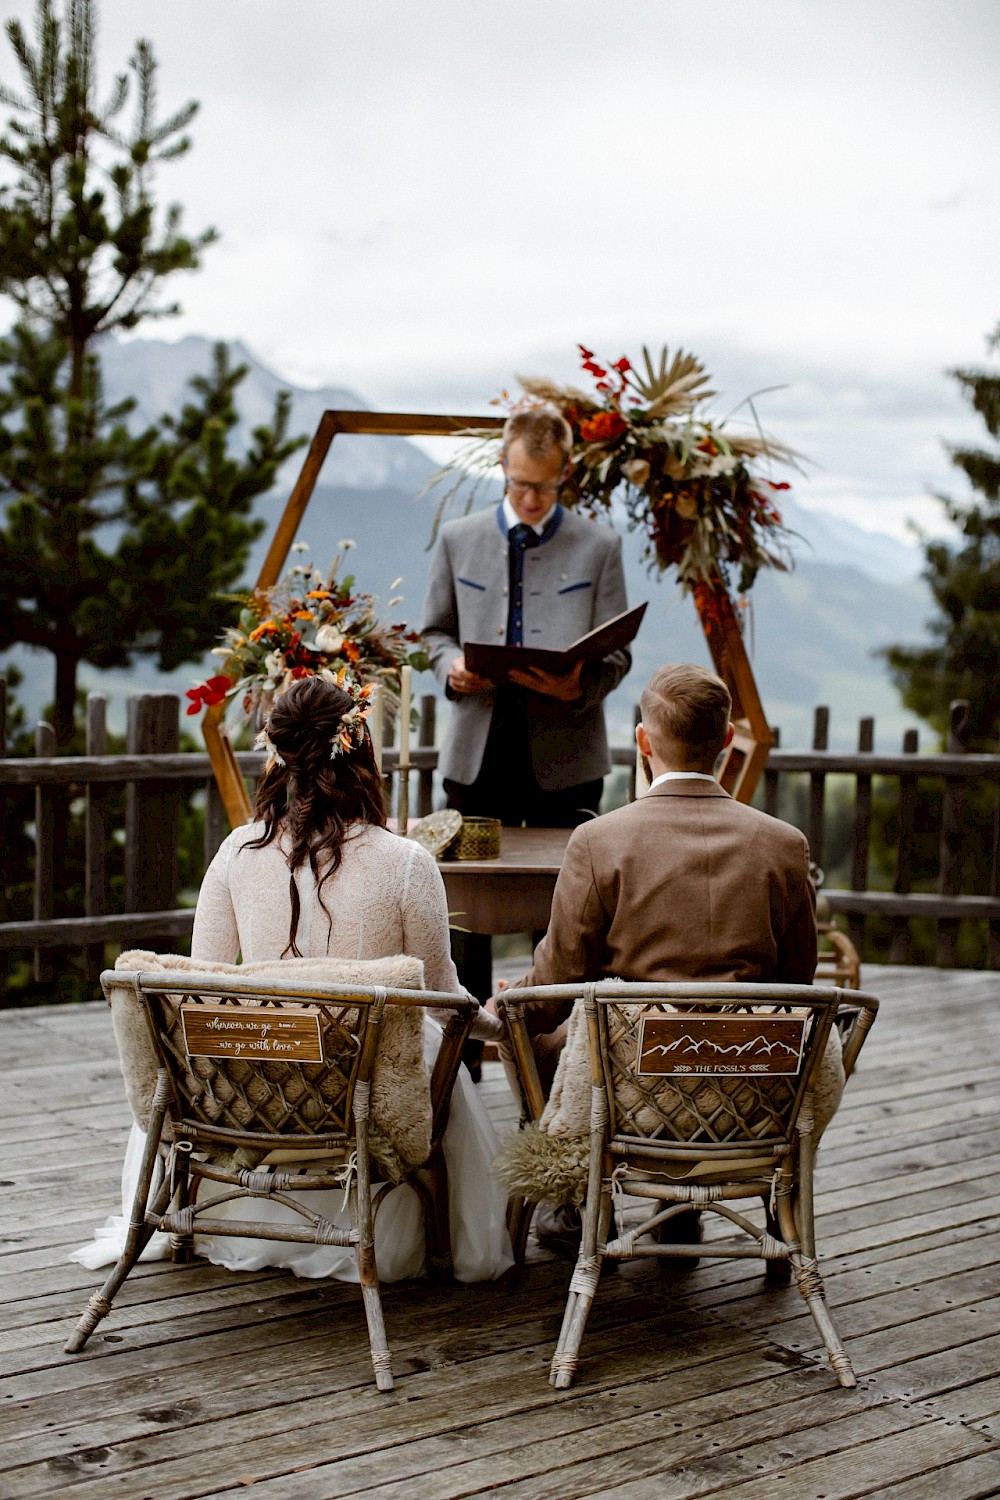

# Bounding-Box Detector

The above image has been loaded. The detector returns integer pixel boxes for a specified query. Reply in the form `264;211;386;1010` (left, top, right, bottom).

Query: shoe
533;1203;582;1262
461;1038;484;1084
534;1205;618;1276
654;1208;702;1273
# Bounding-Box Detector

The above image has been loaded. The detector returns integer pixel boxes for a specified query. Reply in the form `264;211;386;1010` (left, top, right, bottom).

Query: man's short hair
502;406;573;462
641;663;732;764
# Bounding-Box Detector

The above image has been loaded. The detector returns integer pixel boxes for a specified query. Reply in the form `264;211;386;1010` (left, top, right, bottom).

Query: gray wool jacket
421;504;631;791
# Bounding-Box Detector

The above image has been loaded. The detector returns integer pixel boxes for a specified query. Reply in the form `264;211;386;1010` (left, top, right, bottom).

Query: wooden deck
2;964;999;1500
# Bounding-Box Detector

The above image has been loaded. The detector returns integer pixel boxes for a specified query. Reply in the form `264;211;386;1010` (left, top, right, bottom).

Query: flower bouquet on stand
188;542;428;824
436;342;799;601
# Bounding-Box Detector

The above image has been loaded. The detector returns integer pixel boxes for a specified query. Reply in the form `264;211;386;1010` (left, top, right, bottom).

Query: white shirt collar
648;770;718;790
502;494;557;536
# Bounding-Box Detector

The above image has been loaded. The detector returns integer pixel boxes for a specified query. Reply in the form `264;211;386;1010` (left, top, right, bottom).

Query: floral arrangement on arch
186;541;428;722
435;343;801;597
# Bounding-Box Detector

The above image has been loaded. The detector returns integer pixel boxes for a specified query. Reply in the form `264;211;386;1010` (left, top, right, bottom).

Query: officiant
421;405;633;1007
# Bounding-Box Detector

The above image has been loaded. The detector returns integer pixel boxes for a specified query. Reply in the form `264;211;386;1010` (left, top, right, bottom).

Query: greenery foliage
884;324;1000;753
0;0;304;744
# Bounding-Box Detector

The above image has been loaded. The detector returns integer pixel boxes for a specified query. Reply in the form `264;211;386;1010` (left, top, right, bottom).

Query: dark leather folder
464;602;647;679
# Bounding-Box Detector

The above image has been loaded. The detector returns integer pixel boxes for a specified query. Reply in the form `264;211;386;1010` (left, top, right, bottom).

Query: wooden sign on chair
202;411;774;825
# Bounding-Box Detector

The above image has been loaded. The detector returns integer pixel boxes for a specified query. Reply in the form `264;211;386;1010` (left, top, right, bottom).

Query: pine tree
0;1;303;743
885;325;1000;752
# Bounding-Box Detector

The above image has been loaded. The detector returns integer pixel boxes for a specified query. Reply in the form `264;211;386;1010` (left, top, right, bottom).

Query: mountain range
4;334;936;752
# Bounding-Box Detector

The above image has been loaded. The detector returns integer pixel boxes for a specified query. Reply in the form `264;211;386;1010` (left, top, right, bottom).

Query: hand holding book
462;602;647;683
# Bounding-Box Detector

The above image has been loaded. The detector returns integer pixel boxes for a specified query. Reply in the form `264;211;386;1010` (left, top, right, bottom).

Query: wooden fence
2;686;999;997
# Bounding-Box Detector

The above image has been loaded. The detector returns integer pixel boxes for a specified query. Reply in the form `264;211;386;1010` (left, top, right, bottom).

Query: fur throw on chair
108;951;433;1173
494;998;845;1207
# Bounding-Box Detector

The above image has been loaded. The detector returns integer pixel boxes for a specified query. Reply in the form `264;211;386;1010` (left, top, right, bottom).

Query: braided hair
243;675;386;956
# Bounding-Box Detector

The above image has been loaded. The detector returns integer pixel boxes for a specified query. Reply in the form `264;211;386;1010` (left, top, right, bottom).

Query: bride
74;674;512;1283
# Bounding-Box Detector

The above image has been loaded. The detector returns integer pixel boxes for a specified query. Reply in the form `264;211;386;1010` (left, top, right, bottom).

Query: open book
464;602;647;680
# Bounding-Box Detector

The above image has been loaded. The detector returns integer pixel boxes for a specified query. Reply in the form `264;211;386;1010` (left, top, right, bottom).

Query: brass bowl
452;816;501;860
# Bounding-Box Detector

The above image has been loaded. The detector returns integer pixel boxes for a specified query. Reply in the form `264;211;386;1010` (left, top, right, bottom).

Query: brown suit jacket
513;779;817;1031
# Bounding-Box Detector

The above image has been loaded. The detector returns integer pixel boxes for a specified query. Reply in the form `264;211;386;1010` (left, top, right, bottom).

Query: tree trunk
54;649;80;749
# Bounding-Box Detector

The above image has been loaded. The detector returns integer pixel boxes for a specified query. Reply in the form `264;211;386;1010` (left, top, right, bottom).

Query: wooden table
438;826;572;935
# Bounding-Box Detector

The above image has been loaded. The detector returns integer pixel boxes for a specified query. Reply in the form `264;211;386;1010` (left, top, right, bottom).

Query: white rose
622;457;651;487
264;650;284;678
315;625;345;653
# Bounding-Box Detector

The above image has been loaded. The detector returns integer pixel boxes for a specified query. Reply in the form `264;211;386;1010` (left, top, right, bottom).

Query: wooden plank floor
2;965;999;1500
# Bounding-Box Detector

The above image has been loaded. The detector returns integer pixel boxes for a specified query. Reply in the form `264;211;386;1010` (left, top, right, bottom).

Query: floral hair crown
253;668;378;767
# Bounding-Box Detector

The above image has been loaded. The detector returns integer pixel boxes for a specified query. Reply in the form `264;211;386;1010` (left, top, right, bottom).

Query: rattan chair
65;969;476;1392
497;981;878;1390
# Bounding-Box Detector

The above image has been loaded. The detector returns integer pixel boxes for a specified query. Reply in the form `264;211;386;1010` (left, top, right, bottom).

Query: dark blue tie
508;525;542;646
509;523;541;551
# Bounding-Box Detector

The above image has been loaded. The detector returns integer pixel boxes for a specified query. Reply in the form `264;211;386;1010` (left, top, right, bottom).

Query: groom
497;661;817;1256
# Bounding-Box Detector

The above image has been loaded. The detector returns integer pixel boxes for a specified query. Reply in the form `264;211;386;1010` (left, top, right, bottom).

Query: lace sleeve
191;836;241;964
400;843;463;993
400;844;501;1040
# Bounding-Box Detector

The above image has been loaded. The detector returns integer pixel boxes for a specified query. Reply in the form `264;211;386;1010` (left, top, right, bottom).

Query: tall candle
397;666;411;835
369;683;383;773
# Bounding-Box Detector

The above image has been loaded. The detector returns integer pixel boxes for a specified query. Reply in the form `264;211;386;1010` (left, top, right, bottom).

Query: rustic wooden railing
2;686;998;994
0;688;440;986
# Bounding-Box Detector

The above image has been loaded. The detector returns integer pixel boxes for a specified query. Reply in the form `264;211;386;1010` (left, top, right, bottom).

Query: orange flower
306;589;331;600
249;619;277;642
293;610;314;621
343;640;360;663
578;410;628;442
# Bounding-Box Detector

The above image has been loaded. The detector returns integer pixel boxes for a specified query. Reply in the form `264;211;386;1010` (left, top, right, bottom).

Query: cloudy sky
5;0;999;540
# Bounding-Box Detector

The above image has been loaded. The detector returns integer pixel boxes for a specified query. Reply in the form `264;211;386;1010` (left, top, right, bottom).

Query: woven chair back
133;973;409;1152
590;982;844;1152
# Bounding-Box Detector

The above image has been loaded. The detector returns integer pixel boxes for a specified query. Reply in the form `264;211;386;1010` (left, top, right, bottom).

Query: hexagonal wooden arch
203;411;773;825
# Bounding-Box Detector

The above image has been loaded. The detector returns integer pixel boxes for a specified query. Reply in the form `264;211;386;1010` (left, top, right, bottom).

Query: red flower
185;674;231;716
578;344;595;360
612;356;632;374
578;410;628;442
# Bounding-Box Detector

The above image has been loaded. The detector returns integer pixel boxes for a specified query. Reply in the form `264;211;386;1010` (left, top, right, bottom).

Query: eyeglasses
505;479;563;500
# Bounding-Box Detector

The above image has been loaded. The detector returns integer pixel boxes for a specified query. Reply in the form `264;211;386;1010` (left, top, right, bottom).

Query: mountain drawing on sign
644;1034;801;1059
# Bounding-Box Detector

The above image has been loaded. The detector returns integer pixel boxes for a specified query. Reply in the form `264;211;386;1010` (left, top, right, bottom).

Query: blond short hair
641;663;732;766
502;406;573;462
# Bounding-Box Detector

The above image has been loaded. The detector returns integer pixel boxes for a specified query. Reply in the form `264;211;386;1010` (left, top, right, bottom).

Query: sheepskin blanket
108;951;432;1172
495;999;845;1207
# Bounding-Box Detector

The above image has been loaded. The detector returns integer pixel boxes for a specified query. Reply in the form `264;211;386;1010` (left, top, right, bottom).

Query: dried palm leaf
632;345;715;417
725;431;804;468
517;375;599;410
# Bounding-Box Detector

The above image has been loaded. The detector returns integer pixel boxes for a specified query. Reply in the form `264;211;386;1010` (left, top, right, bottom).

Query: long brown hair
243;675;386;956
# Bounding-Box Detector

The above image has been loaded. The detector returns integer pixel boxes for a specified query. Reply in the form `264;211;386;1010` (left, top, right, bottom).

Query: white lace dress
73;822;513;1283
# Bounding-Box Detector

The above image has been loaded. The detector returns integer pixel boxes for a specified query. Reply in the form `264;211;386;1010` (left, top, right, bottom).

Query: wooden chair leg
424;1141;454;1282
353;1112;394;1392
65;1103;171;1354
549;1191;610;1389
168;1142;196;1264
778;1154;856;1388
357;1245;394;1391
